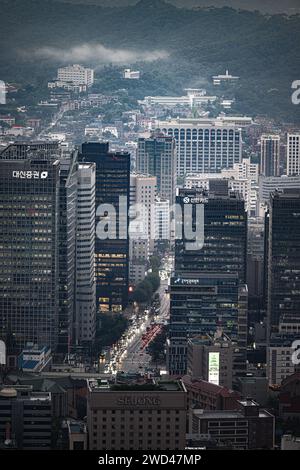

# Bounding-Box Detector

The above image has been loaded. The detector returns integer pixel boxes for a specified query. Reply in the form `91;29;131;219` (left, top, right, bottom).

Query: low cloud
28;43;169;64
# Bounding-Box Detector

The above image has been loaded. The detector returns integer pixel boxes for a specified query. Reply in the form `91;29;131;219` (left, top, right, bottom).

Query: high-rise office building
260;134;280;177
57;152;78;354
167;186;248;376
0;143;61;352
137;133;176;205
287;133;300;176
167;273;247;376
75;163;96;345
155;117;245;176
265;189;300;334
80;143;130;314
175;188;247;283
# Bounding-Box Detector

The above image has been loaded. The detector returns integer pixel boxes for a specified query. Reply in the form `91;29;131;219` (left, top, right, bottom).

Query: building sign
208;352;220;386
183;196;208;204
117;396;161;407
174;277;200;286
12;170;48;179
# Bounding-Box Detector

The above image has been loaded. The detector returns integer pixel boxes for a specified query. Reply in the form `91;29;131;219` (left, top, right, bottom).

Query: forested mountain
1;0;300;121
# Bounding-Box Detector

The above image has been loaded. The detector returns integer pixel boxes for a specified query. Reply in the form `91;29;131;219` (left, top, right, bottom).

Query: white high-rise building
75;163;96;344
185;158;259;215
57;64;94;87
154;117;250;176
130;174;157;249
155;198;170;243
129;175;156;285
287;133;300;176
258;174;300;205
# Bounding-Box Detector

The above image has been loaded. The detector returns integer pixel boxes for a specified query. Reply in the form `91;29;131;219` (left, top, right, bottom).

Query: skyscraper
265;189;300;335
75;163;96;345
175;187;247;283
137;133;176;205
155;117;245;176
167;187;248;376
80;143;130;314
167;273;247;376
57;151;78;354
0;143;61;352
260;134;280;177
287;133;300;176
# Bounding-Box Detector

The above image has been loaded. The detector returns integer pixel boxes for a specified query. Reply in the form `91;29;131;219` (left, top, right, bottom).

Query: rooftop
88;378;184;393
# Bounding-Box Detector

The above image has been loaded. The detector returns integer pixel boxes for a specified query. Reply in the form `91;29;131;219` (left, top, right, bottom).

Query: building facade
265;189;300;334
87;378;187;451
75;163;96;345
0;387;52;450
137;134;176;205
189;399;275;450
80;142;130;313
57;64;94;87
155;117;246;176
0;144;61;352
260;134;280;177
287;133;300;176
175;188;247;283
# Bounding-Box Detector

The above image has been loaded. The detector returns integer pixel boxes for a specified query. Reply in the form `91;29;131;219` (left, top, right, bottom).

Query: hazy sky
57;0;300;14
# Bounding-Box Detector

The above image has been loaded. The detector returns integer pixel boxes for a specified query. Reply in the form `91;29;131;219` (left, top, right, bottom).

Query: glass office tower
80;143;130;314
0;143;61;352
175;187;247;283
265;189;300;335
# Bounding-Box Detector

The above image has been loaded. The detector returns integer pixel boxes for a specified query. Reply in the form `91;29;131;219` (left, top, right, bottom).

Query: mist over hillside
0;0;299;121
55;0;300;15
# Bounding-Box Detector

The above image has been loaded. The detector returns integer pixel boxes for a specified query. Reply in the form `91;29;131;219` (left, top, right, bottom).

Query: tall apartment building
87;378;187;451
75;163;96;345
137;134;176;205
0;144;61;352
287;133;300;176
260;134;280;177
155;117;245;176
57;64;94;87
265;189;300;334
80;143;130;313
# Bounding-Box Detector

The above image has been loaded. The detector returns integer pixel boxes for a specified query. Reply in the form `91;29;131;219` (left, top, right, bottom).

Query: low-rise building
189;399;275;450
0;386;52;449
187;331;233;389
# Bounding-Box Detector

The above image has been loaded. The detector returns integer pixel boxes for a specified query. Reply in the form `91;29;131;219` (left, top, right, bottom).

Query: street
105;256;172;375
